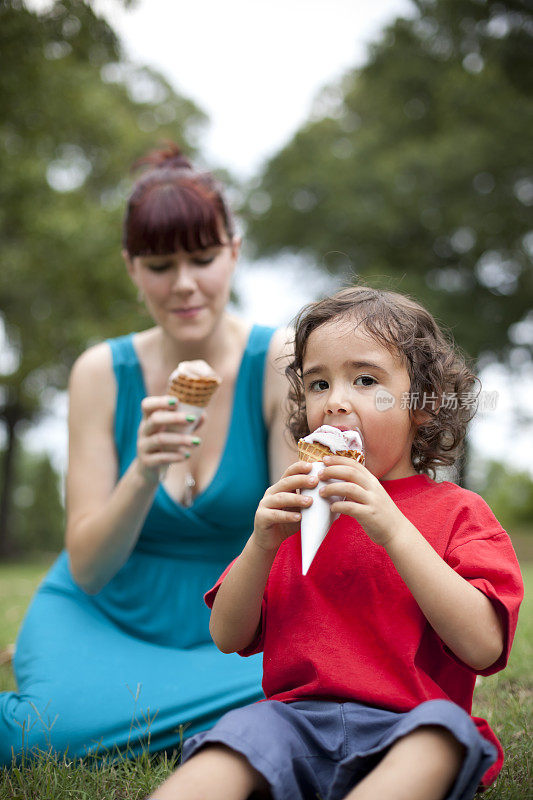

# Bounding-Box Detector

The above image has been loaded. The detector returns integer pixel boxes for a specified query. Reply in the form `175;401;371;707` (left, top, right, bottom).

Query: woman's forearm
66;459;159;594
209;535;277;654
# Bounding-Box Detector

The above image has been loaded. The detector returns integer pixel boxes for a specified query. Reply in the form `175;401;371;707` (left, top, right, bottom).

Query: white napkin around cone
301;462;342;574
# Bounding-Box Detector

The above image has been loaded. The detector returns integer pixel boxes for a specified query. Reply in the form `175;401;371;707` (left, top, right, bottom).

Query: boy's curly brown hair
286;286;479;477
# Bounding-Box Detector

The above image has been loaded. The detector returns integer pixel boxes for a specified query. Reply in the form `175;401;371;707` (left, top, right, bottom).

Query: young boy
150;287;523;800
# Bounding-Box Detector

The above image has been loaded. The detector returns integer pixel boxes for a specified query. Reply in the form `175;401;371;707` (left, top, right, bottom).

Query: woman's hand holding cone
136;396;205;484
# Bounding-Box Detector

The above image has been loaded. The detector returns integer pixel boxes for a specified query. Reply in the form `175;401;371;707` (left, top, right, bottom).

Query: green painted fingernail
192;437;201;446
185;452;191;459
168;397;177;406
186;414;196;422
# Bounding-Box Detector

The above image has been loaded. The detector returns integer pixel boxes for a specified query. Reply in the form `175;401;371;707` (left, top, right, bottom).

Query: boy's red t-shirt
205;475;523;787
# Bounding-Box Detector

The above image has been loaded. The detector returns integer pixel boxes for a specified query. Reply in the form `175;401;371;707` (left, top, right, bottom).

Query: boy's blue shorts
181;698;497;800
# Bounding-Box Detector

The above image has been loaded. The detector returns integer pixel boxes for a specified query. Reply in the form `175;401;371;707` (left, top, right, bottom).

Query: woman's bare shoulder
264;327;297;477
69;342;115;410
266;326;294;379
263;326;293;421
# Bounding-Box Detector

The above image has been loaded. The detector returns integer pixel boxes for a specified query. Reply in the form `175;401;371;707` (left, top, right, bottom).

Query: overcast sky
94;0;414;177
22;0;533;476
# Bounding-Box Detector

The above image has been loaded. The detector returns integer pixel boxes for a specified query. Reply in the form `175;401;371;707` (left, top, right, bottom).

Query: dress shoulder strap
106;334;145;476
232;325;275;448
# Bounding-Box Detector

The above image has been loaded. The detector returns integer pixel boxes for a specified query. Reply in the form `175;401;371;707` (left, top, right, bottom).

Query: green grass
0;550;531;798
0;750;179;800
473;562;532;800
0;556;54;650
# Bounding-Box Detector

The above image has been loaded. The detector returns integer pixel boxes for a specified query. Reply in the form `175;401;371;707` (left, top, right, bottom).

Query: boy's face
302;319;418;481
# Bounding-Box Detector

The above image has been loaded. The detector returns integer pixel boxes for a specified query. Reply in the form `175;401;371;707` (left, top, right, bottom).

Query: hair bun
133;141;193;173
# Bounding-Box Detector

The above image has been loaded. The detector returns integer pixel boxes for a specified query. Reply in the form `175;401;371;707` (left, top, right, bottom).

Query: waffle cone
298;440;333;463
298;439;365;465
168;374;220;407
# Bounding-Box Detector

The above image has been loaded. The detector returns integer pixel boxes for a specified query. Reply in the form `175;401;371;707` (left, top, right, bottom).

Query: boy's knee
156;743;270;799
392;724;465;779
418;724;465;762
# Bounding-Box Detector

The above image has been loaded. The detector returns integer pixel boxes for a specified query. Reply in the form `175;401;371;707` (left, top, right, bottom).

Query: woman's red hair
123;143;234;256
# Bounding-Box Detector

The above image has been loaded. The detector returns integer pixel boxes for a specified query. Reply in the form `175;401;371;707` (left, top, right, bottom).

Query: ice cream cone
298;439;365;465
168;373;221;408
167;361;221;433
160;361;221;483
298;425;365;574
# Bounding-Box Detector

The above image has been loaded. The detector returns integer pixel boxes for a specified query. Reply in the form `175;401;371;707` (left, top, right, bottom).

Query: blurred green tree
473;460;533;531
0;0;206;554
5;447;65;554
244;0;533;363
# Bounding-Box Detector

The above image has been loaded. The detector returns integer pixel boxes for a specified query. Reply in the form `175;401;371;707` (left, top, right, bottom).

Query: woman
0;144;296;764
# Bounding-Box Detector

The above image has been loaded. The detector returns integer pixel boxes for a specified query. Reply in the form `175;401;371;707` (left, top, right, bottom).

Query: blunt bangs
123;170;231;256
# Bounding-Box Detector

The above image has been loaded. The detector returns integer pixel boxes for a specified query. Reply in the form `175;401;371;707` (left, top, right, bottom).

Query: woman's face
125;236;240;344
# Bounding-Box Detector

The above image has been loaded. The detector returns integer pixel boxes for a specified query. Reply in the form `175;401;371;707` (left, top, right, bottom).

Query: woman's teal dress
0;326;273;764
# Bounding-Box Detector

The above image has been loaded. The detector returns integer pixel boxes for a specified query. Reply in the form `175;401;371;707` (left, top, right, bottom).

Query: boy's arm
319;457;505;672
382;517;504;671
210;461;317;654
209;537;276;654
